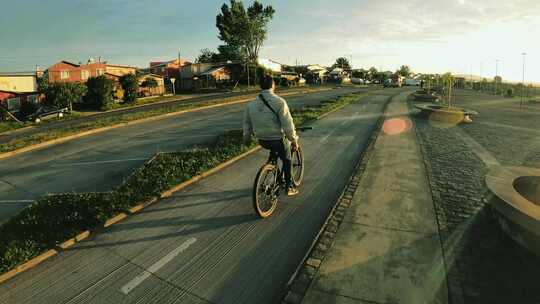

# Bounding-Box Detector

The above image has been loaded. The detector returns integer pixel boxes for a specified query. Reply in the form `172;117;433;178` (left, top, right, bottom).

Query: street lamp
521;52;527;109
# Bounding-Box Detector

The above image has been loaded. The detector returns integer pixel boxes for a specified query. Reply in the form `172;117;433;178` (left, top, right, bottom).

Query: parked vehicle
405;78;420;86
351;78;365;84
27;105;69;123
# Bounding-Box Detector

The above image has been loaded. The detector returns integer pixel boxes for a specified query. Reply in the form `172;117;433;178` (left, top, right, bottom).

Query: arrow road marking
120;237;197;295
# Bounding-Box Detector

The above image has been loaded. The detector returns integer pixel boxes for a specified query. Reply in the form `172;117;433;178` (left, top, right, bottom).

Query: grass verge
0;92;367;276
0;122;25;134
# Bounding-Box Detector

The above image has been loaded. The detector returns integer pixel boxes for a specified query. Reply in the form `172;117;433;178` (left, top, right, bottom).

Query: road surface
0;87;370;223
0;88;403;304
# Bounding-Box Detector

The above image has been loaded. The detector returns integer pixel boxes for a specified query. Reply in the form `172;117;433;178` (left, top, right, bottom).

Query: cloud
288;0;540;45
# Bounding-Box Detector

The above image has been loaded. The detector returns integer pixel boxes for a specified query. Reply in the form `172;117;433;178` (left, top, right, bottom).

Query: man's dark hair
260;74;274;90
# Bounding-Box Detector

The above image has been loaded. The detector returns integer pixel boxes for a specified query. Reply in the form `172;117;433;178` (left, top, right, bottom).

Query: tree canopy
397;65;413;78
119;73;139;103
85;75;114;110
45;82;87;110
196;49;219;63
141;77;159;88
216;0;275;63
332;57;351;71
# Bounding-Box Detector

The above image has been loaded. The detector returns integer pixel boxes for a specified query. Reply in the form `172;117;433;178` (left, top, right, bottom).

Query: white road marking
120;237;197;295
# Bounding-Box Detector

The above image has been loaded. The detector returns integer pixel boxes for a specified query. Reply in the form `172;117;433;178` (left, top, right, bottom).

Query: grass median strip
0;92;368;279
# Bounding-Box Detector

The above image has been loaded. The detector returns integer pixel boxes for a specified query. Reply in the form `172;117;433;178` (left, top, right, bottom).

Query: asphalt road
0;88;403;304
0;87;371;223
0;86;331;145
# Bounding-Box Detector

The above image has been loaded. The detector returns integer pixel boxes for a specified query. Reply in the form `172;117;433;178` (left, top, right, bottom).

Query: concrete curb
0;249;58;285
0;88;331;161
281;92;399;304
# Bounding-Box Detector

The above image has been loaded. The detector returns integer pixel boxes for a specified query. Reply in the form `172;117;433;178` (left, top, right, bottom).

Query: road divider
0;87;333;160
0;91;375;285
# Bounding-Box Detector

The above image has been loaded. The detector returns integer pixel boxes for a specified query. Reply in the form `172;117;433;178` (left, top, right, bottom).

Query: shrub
119;73;139;103
85;76;114;110
45;82;87;110
506;88;514;97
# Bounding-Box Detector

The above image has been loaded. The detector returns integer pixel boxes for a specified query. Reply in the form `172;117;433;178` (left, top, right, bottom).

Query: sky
1;0;539;82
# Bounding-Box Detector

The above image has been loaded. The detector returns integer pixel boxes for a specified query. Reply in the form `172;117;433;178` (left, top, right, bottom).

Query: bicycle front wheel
292;146;304;187
253;164;279;218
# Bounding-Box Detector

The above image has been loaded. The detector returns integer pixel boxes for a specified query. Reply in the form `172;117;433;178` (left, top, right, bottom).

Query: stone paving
411;89;540;304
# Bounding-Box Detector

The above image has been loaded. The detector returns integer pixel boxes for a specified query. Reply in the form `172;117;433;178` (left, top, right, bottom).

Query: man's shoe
287;187;299;197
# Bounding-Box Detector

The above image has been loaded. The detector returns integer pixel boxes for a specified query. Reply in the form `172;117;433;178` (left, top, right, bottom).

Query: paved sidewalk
302;92;448;304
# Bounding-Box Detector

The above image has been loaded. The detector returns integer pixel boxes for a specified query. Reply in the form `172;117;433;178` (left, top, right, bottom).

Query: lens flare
382;117;412;135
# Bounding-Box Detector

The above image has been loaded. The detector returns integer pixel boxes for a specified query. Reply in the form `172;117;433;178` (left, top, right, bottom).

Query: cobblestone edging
407;99;540;304
280;93;396;304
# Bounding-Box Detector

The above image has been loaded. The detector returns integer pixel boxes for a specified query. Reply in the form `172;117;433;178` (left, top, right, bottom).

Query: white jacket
243;89;298;143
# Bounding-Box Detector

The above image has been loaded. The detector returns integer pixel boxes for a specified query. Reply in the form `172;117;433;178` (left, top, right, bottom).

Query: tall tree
397;65;413;78
119;73;139;103
85;75;114;110
216;0;275;63
332;57;351;71
196;48;219;63
45;82;87;110
368;67;378;81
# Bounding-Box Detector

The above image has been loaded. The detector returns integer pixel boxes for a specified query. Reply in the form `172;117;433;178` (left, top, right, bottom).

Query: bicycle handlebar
296;126;313;132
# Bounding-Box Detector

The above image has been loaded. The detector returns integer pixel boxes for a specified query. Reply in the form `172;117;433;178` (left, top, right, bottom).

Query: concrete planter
415;104;478;124
486;166;540;257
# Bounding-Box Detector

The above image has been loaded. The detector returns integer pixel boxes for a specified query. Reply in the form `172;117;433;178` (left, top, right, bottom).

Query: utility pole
495;59;500;95
521;52;527;109
178;49;182;93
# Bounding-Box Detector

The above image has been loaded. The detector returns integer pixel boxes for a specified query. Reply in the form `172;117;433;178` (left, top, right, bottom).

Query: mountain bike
252;127;312;218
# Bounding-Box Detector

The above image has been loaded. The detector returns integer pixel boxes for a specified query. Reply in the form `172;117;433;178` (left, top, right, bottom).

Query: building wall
48;62;107;83
106;65;137;77
0;75;37;92
139;75;165;96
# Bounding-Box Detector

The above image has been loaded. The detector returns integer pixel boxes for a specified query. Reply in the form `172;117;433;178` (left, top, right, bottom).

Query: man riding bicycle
243;74;300;196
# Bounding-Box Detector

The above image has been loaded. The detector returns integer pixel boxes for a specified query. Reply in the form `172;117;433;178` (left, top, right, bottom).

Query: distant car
27;105;69;123
405;78;420;86
351;78;365;85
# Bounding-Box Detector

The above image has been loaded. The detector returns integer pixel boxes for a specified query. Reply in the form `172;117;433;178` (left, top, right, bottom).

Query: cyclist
243;74;300;196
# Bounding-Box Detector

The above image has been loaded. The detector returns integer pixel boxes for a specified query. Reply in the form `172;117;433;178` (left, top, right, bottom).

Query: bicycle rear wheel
292;146;304;187
253;164;279;218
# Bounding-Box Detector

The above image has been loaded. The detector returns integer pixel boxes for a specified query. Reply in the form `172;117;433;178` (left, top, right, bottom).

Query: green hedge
0;93;362;274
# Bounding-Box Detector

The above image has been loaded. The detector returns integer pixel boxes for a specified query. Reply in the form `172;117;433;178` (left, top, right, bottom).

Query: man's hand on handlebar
291;141;299;152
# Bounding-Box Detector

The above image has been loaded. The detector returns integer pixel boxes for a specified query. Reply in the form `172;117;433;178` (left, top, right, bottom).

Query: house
293;64;328;84
180;63;232;90
0;72;40;116
258;58;282;73
145;59;190;78
48;58;138;83
328;68;350;83
138;74;165;96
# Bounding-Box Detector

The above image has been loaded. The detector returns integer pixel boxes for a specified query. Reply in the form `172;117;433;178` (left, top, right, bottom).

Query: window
81;70;89;80
60;70;70;79
96;69;104;76
27;95;39;105
6;97;21;112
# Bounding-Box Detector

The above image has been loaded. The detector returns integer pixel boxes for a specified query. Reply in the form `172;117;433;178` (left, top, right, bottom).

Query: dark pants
259;138;292;189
